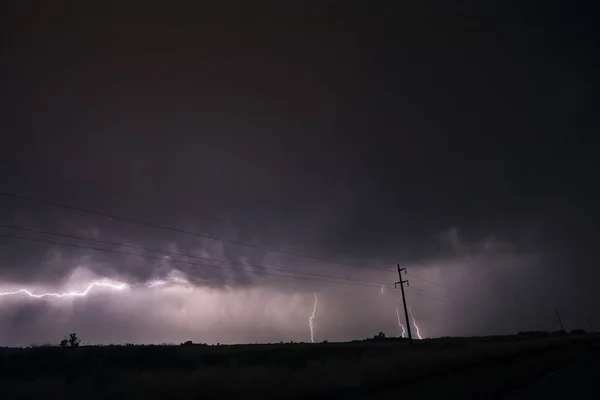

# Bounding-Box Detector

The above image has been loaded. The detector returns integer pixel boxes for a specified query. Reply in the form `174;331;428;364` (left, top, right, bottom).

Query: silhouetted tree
68;333;80;347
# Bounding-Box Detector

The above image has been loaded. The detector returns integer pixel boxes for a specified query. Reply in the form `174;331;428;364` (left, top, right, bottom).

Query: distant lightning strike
381;288;406;338
408;307;423;339
0;276;417;342
309;293;318;343
144;276;189;288
0;273;191;299
395;303;406;338
0;281;127;298
145;280;166;288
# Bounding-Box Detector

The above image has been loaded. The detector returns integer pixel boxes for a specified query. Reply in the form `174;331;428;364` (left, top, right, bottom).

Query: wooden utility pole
395;264;413;345
586;317;595;333
554;308;565;332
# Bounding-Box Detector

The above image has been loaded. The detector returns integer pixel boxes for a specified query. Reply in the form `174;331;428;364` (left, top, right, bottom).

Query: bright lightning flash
395;303;407;338
0;268;196;300
408;307;423;339
309;293;318;343
144;269;190;288
381;288;406;338
0;281;127;299
145;276;189;288
146;280;166;288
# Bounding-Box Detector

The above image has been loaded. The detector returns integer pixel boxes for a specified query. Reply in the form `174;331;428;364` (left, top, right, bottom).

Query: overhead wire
406;271;470;295
408;284;465;303
0;191;393;273
409;291;465;307
0;233;391;289
0;224;391;286
407;284;488;309
0;160;374;265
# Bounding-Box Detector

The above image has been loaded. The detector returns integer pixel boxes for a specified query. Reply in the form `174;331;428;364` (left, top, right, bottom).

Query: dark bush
68;333;80;348
60;333;81;348
373;332;386;341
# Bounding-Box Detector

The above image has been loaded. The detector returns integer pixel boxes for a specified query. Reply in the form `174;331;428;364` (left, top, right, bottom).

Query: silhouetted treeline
516;329;588;337
0;333;598;399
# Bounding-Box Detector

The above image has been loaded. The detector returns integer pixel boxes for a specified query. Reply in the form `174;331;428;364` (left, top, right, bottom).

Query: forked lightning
309;293;318;343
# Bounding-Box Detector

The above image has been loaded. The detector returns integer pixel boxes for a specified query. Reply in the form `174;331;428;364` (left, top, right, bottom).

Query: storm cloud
0;2;598;346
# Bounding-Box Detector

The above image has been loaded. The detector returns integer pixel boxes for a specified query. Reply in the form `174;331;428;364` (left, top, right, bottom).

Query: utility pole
586;317;595;333
395;264;413;345
554;308;565;332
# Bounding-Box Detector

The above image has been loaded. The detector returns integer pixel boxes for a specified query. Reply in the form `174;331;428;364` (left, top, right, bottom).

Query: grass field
1;333;598;399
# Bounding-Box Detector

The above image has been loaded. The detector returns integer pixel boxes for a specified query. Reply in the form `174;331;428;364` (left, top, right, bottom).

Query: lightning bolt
145;280;167;288
309;293;318;343
408;307;423;339
381;288;406;338
0;281;127;298
181;307;194;331
0;270;192;300
145;275;189;288
395;302;407;338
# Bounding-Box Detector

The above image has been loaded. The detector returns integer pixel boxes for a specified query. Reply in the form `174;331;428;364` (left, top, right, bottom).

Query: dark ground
504;348;600;400
0;333;598;399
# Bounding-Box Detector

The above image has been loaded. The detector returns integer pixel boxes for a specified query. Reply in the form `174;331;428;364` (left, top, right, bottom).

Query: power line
407;272;489;308
409;282;488;308
410;291;463;306
0;224;390;286
0;191;393;273
0;233;390;289
0;160;361;260
409;291;465;307
409;284;465;303
409;285;489;310
406;272;469;295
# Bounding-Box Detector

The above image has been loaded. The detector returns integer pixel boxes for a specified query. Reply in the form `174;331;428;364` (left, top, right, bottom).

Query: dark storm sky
0;2;599;345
